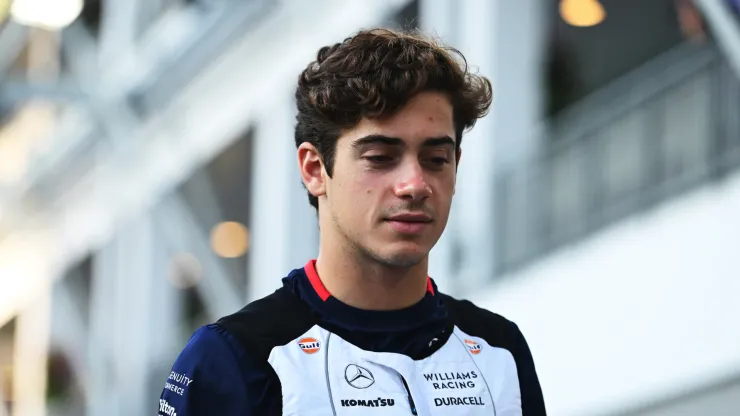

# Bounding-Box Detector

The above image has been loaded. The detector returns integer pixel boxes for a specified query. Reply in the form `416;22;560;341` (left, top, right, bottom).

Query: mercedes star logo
344;364;375;389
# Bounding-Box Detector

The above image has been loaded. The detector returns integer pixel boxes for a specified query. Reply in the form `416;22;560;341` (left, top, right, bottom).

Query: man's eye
364;155;393;163
428;157;450;166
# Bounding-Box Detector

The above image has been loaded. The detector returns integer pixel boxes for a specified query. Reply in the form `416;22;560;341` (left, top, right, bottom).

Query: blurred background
0;0;739;414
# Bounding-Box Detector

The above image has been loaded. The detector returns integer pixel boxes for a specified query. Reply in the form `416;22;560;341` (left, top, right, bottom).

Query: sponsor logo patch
344;364;375;389
298;337;320;354
434;396;486;407
464;339;481;355
159;399;177;416
340;398;395;407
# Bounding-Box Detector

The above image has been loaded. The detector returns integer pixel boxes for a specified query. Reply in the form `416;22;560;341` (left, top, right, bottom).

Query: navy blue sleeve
158;324;280;415
511;322;546;415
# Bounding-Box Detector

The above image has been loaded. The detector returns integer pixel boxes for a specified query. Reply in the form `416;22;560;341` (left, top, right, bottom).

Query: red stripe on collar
304;259;331;301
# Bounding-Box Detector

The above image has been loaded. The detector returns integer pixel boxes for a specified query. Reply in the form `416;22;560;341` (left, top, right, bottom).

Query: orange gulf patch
465;339;481;355
298;337;321;354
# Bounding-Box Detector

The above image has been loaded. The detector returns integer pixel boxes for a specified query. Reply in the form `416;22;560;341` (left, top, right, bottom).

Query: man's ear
456;147;462;165
298;142;326;199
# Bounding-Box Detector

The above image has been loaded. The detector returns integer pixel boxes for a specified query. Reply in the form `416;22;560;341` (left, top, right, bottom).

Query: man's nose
393;161;432;201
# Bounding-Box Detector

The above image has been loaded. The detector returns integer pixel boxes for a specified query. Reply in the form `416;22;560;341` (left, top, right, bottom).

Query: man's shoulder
214;287;318;361
440;293;521;354
160;293;299;414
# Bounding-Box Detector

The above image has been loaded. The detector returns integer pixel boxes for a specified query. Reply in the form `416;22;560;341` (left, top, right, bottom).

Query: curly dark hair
294;28;493;210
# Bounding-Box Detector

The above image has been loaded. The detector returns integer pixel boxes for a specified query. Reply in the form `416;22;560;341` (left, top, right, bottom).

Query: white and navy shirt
159;260;546;415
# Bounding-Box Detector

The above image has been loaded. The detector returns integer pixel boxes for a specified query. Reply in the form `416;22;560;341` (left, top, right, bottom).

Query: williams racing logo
464;339;482;355
297;337;320;354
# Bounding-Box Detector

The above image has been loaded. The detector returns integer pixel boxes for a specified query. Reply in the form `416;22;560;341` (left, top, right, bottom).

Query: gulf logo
465;339;482;355
298;337;321;354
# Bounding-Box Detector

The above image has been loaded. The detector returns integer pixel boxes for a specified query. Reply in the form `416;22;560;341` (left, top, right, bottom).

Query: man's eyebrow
422;136;455;148
351;134;404;149
351;135;455;149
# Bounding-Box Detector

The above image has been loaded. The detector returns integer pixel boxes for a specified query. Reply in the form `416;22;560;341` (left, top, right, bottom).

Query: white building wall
632;377;740;416
469;169;740;416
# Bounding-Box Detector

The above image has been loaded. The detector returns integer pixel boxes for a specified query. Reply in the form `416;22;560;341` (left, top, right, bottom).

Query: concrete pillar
87;237;118;415
142;215;180;405
110;214;157;416
248;96;317;301
98;0;141;68
490;0;546;168
449;0;499;290
87;212;166;415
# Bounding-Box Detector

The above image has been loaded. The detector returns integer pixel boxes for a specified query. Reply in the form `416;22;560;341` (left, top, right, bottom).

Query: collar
282;259;447;333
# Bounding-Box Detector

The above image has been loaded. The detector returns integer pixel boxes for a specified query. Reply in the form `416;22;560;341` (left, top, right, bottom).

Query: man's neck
313;251;430;311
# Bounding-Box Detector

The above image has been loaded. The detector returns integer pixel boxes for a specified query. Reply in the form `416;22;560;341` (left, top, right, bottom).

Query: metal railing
694;0;740;80
494;42;740;275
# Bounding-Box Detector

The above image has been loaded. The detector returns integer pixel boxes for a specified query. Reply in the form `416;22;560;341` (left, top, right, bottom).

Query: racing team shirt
159;260;547;415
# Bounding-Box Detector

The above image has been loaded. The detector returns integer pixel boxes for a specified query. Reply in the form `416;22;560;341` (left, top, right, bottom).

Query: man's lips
384;213;432;234
385;213;433;223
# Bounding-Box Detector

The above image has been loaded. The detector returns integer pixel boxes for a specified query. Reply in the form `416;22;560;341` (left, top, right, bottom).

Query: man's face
322;91;457;268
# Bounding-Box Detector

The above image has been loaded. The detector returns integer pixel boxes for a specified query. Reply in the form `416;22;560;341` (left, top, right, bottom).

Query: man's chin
353;235;433;268
372;246;429;269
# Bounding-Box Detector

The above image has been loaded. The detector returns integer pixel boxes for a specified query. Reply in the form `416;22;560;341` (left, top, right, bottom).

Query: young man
159;28;546;415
